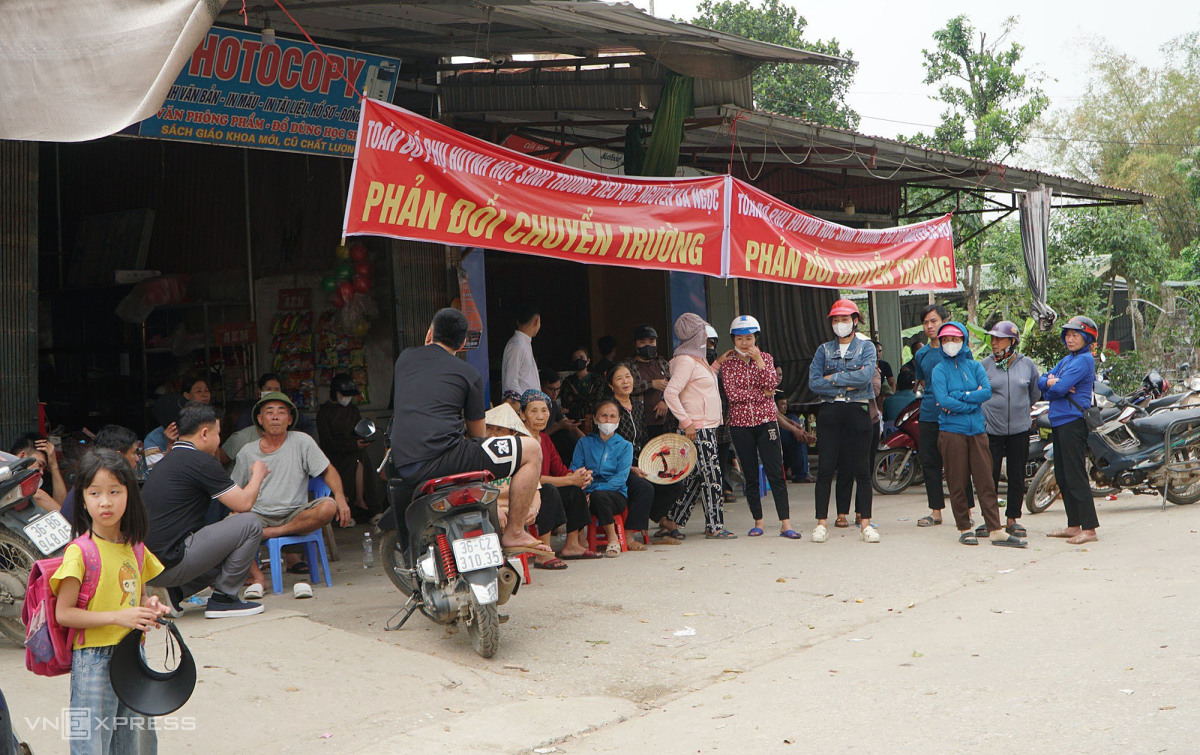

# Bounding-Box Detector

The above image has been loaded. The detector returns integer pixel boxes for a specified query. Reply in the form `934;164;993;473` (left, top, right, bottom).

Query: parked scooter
872;398;924;494
0;451;69;645
357;419;522;659
1025;372;1200;513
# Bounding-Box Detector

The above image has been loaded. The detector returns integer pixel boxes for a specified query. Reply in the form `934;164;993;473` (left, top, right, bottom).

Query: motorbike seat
1129;408;1200;439
1146;394;1182;412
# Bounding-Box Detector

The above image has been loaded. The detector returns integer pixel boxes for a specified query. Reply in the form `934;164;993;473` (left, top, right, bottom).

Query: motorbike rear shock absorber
435;533;458;580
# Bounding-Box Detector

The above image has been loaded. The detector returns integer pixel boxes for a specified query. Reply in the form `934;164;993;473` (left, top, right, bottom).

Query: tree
1045;34;1200;255
689;0;858;129
906;15;1049;324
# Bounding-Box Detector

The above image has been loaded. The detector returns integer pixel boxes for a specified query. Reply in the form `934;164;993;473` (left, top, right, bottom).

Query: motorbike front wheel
0;530;40;644
1025;460;1062;514
378;531;412;596
1165;447;1200;505
872;448;916;495
466;594;500;658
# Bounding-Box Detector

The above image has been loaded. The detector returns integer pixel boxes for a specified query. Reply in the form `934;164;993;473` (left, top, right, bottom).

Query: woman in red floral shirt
713;315;797;539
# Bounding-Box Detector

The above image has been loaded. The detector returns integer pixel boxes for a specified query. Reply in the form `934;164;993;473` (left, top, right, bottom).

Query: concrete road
4;483;1199;753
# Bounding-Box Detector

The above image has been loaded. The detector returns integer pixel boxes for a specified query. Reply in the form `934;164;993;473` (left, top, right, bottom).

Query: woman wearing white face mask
316;373;377;523
930;323;1026;548
808;299;879;543
570;399;636;557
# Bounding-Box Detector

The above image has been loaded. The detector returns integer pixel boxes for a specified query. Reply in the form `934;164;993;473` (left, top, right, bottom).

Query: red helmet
937;323;965;340
1062;315;1099;344
828;299;860;320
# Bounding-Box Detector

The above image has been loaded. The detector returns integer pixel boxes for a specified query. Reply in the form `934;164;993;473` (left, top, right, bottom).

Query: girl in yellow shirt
51;450;169;754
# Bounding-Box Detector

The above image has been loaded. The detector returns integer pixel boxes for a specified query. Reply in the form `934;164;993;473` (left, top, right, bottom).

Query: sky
631;0;1199;168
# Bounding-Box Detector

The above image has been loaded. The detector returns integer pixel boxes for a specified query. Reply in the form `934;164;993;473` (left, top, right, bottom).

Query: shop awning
344;99;956;292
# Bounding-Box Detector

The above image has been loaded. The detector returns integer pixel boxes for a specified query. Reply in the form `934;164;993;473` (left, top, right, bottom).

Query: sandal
974;524;989;539
293;582;313;599
779;529;801;540
991;535;1028;549
834;516;849;528
1066;533;1098;545
533;557;569;570
958;531;979;546
917;516;942;527
561;550;602;560
705;529;738;540
243;583;265;600
747;527;764;537
628;538;647;551
287;561;310;575
1046;529;1078;538
1006;523;1027;538
604;543;621;558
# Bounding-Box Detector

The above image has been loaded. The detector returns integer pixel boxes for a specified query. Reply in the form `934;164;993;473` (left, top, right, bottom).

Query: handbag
1064;391;1104;431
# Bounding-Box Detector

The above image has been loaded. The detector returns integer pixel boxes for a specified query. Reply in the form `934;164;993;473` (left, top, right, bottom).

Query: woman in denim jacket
807;299;879;544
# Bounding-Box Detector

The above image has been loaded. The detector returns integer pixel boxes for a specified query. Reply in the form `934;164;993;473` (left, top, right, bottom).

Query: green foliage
1046;34;1200;254
1101;349;1148;396
690;0;859;128
909;15;1049;162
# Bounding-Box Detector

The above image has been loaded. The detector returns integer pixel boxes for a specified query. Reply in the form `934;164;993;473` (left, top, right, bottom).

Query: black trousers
1051;418;1098;529
989;432;1029;520
649;480;681;523
837;422;881;516
718;440;735;493
543;483;590;533
535;484;567;533
919;420;974;512
588;489;628;526
815;403;872;520
625;474;655;531
730;422;790;521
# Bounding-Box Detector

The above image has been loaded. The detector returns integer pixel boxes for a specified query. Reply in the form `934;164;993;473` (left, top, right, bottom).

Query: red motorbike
872;398;924;494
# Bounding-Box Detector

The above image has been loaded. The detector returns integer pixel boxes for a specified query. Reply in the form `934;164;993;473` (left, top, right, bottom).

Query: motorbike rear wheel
872;448;916;495
378;532;412;595
1165;448;1200;505
1025;460;1062;514
0;530;39;644
466;594;500;658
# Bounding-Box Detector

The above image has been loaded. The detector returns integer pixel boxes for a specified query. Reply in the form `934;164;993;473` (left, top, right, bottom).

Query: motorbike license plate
451;533;503;573
24;511;72;555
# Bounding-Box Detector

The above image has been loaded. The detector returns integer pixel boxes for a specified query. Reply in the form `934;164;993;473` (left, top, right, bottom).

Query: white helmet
704;324;719;340
730;315;761;335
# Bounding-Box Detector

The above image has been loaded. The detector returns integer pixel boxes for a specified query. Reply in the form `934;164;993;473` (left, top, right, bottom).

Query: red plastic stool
588;511;628;553
514;525;538;585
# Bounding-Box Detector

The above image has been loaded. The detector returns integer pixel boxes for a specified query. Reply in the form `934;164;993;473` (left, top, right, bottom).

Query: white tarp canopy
0;0;221;142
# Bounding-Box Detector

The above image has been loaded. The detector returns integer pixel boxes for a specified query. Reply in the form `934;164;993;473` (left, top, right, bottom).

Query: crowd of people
24;297;1106;752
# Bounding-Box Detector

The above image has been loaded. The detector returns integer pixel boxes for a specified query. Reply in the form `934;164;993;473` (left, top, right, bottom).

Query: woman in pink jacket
658;313;736;540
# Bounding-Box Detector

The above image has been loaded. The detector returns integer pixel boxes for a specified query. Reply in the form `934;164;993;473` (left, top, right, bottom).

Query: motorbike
872;397;924;494
1025;372;1200;513
0;451;68;645
356;419;522;659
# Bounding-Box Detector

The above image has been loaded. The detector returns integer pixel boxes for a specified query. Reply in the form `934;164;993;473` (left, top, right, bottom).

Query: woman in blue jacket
572;398;636;557
931;322;1027;548
1037;316;1099;545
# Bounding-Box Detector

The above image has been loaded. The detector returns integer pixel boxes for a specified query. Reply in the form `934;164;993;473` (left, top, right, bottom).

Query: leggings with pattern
666;428;726;533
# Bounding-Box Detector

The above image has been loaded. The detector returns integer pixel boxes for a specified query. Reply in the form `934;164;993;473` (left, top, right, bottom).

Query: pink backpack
22;533;145;676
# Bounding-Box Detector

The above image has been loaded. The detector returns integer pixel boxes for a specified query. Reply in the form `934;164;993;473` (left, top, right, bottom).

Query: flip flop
834;517;850;528
533;557;569;570
705;529;738;540
779;529;801;540
502;544;554;556
747;527;764;537
560;550;602;560
991;535;1028;548
287;561;310;575
958;531;979;545
917;516;942;527
1066;533;1098;545
1046;529;1077;538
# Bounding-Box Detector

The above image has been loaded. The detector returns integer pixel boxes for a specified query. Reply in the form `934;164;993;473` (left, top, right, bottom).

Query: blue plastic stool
758;465;771;493
265;478;335;594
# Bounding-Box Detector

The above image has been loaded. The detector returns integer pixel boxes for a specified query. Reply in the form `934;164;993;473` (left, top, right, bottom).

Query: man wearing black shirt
390;308;548;555
145;402;270;618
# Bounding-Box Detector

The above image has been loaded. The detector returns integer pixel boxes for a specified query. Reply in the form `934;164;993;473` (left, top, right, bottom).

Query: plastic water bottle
362;531;374;569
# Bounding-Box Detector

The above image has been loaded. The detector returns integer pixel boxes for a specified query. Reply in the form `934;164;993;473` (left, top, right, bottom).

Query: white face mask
597;422;619;436
337;395;353;406
942;342;963;358
734;348;749;357
832;322;854;338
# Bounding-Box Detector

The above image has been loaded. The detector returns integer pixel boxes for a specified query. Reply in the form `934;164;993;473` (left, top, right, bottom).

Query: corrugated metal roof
219;0;850;67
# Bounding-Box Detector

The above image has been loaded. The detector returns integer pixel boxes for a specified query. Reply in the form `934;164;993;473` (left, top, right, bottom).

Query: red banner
344;99;725;277
729;182;956;290
343;99;957;291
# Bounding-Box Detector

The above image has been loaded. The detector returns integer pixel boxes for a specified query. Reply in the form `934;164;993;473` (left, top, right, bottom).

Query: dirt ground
4;482;1200;753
